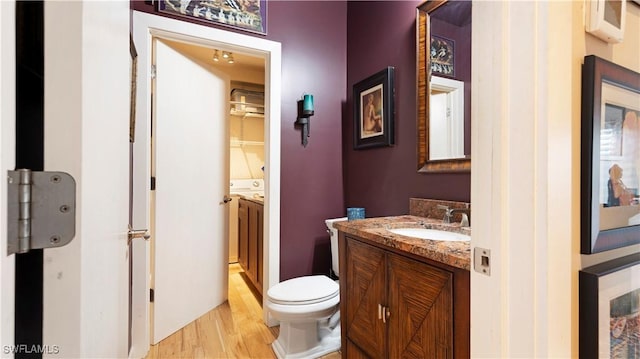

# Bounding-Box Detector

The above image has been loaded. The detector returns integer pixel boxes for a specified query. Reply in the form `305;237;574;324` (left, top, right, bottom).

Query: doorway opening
131;11;281;357
150;37;267;344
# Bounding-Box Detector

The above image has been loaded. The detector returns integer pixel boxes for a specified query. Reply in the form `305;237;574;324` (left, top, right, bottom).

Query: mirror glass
417;0;472;172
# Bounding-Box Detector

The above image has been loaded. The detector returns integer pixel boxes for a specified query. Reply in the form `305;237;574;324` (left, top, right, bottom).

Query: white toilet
266;217;347;359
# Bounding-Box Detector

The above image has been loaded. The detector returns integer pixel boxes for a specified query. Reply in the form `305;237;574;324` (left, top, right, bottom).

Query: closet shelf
231;140;264;147
229;101;264;107
230;109;265;118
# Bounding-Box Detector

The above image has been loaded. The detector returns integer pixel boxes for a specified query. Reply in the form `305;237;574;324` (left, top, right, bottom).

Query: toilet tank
325;217;347;277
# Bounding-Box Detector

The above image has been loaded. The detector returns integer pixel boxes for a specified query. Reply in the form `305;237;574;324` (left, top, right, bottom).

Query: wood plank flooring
145;264;342;359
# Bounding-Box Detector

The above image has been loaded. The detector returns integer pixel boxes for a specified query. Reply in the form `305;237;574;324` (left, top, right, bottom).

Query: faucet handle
450;208;471;227
437;205;453;223
459;213;470;227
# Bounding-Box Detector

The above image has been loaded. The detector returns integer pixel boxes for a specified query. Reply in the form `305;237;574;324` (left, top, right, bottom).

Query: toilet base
271;320;341;359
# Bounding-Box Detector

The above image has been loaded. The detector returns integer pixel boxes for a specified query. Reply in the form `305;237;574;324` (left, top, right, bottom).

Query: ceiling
431;1;472;27
162;39;264;70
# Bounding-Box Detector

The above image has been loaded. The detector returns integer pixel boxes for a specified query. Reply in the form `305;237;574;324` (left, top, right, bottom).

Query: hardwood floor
145;263;342;359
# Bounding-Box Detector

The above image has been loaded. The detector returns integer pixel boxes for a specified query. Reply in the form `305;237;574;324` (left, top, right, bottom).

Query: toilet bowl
266;217;347;359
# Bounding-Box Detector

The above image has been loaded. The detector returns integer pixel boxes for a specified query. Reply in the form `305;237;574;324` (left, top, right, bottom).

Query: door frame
0;0;16;350
131;11;281;357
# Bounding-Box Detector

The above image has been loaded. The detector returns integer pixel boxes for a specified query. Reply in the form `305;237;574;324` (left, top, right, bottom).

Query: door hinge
150;288;155;302
7;169;76;255
151;65;157;79
150;176;156;191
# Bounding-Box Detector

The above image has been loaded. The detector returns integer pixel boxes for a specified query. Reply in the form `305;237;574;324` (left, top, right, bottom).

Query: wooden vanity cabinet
237;198;263;295
238;199;249;272
339;233;470;359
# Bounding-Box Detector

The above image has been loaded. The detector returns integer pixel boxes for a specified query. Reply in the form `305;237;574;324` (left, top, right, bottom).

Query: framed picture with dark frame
430;35;454;77
353;67;395;149
581;55;640;254
158;0;267;35
579;253;640;358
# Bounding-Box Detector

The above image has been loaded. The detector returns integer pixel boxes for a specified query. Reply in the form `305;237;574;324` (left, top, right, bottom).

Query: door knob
128;227;150;245
223;195;233;203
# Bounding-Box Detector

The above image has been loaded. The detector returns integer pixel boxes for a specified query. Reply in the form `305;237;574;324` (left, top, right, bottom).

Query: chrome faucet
437;205;471;227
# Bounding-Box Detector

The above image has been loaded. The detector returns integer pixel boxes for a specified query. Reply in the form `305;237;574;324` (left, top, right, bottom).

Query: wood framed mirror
417;0;471;173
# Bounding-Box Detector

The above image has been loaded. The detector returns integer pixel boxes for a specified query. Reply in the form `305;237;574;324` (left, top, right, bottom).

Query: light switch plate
474;247;491;276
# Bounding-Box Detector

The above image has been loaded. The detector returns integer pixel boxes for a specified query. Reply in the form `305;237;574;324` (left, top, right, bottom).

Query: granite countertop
334;215;471;270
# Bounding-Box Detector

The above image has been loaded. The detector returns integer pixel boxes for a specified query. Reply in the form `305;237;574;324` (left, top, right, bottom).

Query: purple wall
344;1;471;218
132;0;471;280
132;1;347;281
267;1;347;280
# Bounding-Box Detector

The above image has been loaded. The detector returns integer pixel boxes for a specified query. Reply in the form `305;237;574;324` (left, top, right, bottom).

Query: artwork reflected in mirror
431;35;455;77
417;0;471;172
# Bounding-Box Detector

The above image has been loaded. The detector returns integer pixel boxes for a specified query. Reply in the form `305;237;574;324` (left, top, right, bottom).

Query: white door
151;39;230;344
41;2;130;357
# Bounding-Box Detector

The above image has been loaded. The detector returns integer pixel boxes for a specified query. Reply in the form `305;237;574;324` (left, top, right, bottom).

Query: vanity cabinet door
344;238;387;358
255;202;264;294
238;199;249;272
238;199;263;294
341;234;460;359
248;201;259;285
388;253;453;358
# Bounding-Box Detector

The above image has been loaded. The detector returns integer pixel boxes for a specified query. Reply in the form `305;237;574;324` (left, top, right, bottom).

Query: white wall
215;65;264;84
230;113;265;179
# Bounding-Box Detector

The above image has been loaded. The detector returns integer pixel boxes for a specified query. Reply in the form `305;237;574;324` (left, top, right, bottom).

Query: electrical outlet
474;247;491;276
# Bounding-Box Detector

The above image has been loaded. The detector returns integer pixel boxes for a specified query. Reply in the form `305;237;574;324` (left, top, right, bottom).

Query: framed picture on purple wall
579;253;640;358
430;35;454;77
353;67;395;149
158;0;267;35
580;55;640;254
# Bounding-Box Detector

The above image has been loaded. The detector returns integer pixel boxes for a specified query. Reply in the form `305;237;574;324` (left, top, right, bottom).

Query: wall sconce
295;94;314;147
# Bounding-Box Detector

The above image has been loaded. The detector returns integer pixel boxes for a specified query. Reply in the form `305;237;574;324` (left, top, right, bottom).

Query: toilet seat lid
268;275;339;305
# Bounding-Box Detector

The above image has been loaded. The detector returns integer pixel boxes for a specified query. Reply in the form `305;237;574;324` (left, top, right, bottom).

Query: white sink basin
387;228;470;242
